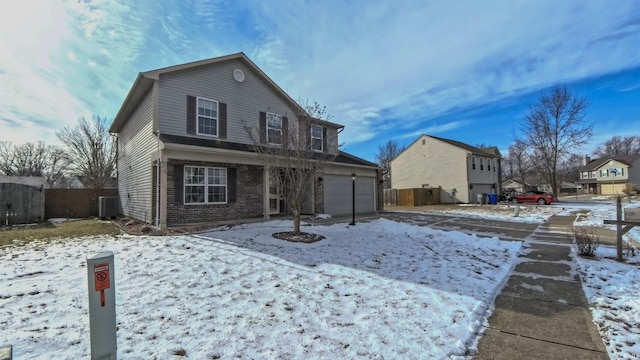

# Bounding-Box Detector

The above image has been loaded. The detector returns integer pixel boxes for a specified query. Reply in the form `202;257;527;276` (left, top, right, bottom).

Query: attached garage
470;184;494;203
600;183;627;195
323;174;377;216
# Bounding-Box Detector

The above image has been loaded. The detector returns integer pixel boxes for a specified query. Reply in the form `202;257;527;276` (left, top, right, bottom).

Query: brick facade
166;160;264;225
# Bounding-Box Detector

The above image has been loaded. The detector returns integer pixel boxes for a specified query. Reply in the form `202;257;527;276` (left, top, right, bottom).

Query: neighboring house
390;135;500;203
68;176;118;189
502;179;533;193
559;181;581;194
578;155;640;194
109;52;381;228
0;176;47;188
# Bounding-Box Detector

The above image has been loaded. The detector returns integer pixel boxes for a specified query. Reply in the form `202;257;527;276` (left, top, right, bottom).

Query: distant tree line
0;116;116;189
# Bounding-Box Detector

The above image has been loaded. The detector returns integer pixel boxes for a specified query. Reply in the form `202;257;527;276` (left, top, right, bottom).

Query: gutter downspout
155;131;161;228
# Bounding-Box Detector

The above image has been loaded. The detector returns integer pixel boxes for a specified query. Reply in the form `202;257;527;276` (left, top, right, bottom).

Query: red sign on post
94;263;110;291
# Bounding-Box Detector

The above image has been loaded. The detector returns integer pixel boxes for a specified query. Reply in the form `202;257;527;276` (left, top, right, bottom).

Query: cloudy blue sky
1;0;639;162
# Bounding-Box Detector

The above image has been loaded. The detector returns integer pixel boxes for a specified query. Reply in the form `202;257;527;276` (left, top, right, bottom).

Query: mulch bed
272;231;325;243
113;218;213;236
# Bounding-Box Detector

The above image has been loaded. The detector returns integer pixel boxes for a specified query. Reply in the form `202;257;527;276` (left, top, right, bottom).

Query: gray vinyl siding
118;88;156;223
325;127;339;155
155;59;342;154
629;159;640;184
467;155;500;202
157;59;297;145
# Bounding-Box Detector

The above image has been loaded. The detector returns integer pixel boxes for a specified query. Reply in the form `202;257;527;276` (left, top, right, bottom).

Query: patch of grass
0;219;121;247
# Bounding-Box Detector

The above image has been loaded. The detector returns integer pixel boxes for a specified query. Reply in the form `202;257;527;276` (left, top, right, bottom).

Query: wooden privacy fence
383;188;398;206
384;188;441;206
45;188;119;219
398;188;441;206
0;183;45;225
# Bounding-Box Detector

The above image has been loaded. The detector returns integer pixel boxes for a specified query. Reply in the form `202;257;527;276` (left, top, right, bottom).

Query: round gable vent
233;68;245;82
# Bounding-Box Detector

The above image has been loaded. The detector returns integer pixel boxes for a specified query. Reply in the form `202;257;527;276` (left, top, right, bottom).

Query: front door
269;170;280;214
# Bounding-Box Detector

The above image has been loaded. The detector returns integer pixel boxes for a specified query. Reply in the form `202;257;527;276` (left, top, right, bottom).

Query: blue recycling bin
487;193;498;205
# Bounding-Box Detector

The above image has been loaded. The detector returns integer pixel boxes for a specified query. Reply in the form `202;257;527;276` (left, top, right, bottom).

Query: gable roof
109;52;342;133
579;154;640;171
334;151;380;168
481;146;502;158
424;135;499;157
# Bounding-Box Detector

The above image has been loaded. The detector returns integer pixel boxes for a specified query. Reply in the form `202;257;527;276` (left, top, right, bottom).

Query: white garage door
324;175;376;216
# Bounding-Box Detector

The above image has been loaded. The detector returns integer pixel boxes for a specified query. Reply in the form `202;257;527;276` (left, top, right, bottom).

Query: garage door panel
601;183;626;195
324;175;375;216
470;185;493;203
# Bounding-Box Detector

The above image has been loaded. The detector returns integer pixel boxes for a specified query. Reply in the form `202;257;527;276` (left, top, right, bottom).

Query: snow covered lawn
577;246;640;359
1;219;520;359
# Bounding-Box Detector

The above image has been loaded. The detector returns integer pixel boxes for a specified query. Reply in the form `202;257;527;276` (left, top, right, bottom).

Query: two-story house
390;135;500;203
109;53;381;228
578;155;640;194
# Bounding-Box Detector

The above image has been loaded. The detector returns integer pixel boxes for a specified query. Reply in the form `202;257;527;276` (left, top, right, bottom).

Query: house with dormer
109;53;381;228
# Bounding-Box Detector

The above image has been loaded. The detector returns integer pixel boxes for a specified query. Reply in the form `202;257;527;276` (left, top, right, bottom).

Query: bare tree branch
57;115;116;190
593;135;640;157
505;139;531;187
375;140;405;185
243;101;336;234
520;86;592;198
0;141;70;186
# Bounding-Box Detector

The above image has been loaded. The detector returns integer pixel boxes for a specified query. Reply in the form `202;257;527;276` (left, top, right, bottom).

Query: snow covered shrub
573;227;600;257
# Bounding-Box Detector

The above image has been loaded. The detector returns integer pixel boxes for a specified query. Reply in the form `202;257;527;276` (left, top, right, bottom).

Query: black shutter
219;102;227;138
322;127;327;152
306;120;312;147
174;165;184;204
227;168;236;203
187;96;196;134
282;117;288;145
259;112;266;144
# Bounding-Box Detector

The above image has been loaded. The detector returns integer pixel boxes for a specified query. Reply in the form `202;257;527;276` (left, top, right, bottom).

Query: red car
511;191;555;205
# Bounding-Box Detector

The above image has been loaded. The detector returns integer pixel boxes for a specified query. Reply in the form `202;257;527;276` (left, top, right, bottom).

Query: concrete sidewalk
476;215;609;359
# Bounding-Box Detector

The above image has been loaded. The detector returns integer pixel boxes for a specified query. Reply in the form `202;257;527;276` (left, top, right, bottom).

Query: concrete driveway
308;211;539;242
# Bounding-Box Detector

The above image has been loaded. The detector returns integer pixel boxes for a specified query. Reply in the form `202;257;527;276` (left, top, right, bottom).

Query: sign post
603;196;640;262
609;168;618;194
87;251;117;360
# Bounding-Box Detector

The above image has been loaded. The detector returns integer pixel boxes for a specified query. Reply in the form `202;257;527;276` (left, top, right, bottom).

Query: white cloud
399;120;472;140
245;1;640;145
0;0;638;153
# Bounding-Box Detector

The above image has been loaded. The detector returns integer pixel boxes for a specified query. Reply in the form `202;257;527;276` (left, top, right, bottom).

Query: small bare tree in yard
57;116;117;190
519;86;592;199
244;101;336;237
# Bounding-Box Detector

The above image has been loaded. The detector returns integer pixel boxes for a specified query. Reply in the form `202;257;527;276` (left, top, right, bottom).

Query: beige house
109;52;381;228
391;135;500;203
502;179;532;193
578;155;640;194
